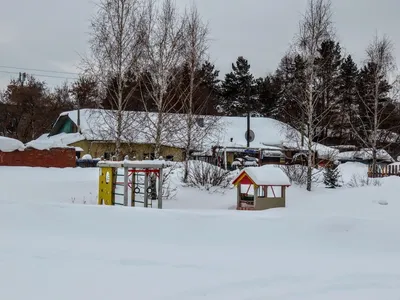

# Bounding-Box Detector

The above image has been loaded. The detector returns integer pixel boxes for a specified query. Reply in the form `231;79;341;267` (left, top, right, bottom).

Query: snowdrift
0;136;25;152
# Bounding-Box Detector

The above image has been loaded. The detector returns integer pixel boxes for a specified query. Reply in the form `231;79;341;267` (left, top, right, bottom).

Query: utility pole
18;72;27;86
77;98;81;134
246;81;251;148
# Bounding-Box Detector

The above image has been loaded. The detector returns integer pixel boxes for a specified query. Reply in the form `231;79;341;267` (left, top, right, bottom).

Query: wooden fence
368;164;400;178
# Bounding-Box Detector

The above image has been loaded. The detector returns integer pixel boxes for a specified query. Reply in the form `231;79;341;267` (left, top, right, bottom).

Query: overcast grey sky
0;0;399;90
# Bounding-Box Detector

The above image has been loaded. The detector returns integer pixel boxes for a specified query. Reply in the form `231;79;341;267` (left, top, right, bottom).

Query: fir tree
271;54;306;131
356;62;391;142
221;56;257;116
256;75;280;117
337;55;359;144
199;61;221;114
323;166;341;188
200;61;220;90
314;39;343;143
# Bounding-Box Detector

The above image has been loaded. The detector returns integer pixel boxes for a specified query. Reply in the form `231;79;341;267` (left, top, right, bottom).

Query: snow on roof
52;109;337;157
0;136;25;152
214;117;290;148
233;165;291;186
62;109;218;150
27;133;85;150
337;149;394;162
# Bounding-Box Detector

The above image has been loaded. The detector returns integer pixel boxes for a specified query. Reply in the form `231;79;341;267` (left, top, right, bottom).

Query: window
104;152;115;160
143;153;155;160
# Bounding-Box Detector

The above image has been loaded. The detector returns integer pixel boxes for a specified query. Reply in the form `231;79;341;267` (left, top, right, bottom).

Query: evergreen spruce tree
337;55;359;144
323;166;341;188
271;54;306;132
221;56;257;116
256;75;281;117
199;61;221;114
356;62;391;142
314;39;343;143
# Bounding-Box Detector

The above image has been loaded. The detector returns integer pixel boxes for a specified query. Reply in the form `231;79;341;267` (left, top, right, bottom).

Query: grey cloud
1;0;399;89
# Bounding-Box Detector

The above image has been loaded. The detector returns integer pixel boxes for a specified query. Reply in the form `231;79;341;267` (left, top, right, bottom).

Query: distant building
29;109;338;166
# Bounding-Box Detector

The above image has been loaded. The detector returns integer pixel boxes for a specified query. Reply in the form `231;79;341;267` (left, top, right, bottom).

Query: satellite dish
245;130;255;142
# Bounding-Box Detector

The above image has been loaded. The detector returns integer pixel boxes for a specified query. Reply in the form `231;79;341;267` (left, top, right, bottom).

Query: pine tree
221;56;257;116
199;61;221;114
271;54;306;131
314;39;343;143
356;62;391;142
256;75;280;117
323;166;341;188
337;55;359;144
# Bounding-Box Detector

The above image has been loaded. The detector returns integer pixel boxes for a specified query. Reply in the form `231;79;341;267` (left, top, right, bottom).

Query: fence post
123;166;129;206
158;168;163;209
131;168;135;207
144;171;149;208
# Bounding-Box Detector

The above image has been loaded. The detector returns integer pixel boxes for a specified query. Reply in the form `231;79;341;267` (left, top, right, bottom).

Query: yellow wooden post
98;166;116;205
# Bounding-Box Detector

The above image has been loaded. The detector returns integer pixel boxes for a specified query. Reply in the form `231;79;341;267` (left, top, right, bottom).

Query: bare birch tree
351;34;398;174
295;0;333;191
138;0;187;158
83;0;146;159
180;4;222;183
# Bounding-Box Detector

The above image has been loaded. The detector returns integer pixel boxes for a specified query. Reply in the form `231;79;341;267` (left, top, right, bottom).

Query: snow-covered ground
1;162;400;299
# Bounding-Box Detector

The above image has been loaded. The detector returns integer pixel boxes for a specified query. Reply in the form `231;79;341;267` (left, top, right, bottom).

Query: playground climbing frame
98;160;169;209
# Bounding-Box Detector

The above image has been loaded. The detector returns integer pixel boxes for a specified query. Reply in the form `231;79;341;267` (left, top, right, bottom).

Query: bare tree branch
81;0;147;159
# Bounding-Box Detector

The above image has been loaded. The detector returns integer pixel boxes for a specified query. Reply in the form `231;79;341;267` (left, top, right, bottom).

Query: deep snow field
1;162;400;300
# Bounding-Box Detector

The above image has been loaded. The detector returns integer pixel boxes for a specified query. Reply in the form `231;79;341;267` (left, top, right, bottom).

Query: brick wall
0;148;76;168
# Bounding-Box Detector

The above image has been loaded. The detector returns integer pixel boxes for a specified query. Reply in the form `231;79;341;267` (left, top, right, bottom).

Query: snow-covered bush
279;164;323;186
185;161;232;191
347;174;382;188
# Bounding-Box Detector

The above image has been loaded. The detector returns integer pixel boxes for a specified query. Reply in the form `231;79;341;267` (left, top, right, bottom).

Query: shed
232;165;291;210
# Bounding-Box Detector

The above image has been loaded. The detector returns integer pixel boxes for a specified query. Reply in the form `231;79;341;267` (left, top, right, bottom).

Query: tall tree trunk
307;76;314;192
372;74;380;175
154;111;163;159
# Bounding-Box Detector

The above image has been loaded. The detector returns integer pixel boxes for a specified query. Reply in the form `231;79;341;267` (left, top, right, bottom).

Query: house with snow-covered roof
28;108;337;165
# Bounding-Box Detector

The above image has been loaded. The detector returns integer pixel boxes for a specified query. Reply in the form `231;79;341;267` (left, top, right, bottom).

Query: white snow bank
235;165;291;186
0;136;25;152
337;162;369;185
2;192;400;299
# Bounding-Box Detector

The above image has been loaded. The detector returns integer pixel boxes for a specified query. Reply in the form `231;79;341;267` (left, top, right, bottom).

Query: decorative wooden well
232;165;291;211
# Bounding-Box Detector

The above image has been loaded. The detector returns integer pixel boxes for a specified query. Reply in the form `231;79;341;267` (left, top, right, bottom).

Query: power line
0;65;80;75
0;70;79;80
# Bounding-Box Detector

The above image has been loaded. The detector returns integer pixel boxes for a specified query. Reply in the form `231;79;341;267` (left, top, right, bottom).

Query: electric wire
0;70;79;80
0;65;79;75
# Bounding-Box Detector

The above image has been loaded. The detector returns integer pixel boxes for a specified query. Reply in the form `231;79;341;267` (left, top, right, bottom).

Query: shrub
347;174;382;188
186;161;232;191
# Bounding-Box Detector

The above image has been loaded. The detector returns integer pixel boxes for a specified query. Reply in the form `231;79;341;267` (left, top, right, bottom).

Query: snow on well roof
0;136;25;152
233;165;291;186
